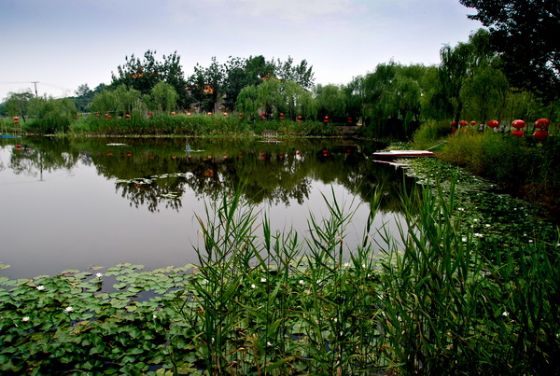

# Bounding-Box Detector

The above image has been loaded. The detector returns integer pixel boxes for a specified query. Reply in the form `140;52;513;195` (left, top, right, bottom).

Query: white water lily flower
485;224;491;228
502;311;509;317
22;316;30;322
298;279;305;285
462;236;468;243
474;233;483;238
260;277;267;283
36;285;45;291
458;207;465;212
528;239;533;243
153;314;157;319
343;262;350;268
95;272;103;278
64;306;74;313
250;284;256;289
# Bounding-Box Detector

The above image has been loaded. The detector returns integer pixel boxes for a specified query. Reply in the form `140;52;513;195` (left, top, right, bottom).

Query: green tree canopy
3;91;34;121
111;50;189;108
460;0;560;100
150;81;178;112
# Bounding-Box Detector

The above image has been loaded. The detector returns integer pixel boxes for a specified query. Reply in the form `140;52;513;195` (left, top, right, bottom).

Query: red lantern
511;119;526;129
470;120;477;126
347;117;353;124
279;112;285;120
534;118;550;129
459;120;468;127
124;112;131;120
297;115;302;123
487;119;499;128
323;115;329;124
147;111;154;118
533;129;549;140
12;116;20;125
511;129;525;137
450;120;457;127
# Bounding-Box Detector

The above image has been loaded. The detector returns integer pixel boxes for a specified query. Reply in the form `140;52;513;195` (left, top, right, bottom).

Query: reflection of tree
2;137;415;214
7;138;81;179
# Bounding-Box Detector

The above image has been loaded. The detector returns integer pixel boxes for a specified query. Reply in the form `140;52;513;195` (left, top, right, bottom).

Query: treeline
1;30;558;138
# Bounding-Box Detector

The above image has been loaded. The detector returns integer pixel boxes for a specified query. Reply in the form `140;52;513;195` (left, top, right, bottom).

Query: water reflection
0;137;414;278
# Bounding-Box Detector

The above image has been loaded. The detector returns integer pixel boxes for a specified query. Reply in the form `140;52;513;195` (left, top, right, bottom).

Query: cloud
234;0;354;21
165;0;354;24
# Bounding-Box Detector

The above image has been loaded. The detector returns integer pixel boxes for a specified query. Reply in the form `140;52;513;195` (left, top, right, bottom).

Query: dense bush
24;98;77;134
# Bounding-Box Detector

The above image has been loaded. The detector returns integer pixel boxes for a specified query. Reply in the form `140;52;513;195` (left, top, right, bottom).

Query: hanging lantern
323;115;329;124
279;112;285;120
223;112;228;117
470;120;477;126
487;120;499;128
459;120;468;127
12;116;20;125
147;111;154;119
511;129;525;137
347;117;353;124
533;129;549;140
450;120;457;127
170;111;176;116
511;119;526;129
124;112;131;120
534;118;550;129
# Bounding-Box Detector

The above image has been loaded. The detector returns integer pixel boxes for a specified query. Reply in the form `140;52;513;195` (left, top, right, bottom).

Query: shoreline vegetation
1;180;559;374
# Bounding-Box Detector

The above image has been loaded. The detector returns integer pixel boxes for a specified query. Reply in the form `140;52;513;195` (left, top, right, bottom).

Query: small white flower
474;233;483;238
462;236;468;243
64;306;73;313
361;263;366;268
502;311;509;317
95;272;103;278
260;277;267;283
333;318;338;323
528;239;533;243
250;284;256;289
473;218;479;223
22;316;30;322
36;285;45;291
458;207;465;212
298;279;305;285
267;341;272;347
485;224;491;228
152;314;157;319
343;262;350;268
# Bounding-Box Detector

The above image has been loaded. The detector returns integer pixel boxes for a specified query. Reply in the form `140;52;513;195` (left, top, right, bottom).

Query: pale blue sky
0;0;481;100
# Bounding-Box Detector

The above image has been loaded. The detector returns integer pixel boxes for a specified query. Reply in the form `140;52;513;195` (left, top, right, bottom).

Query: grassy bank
12;112;340;138
1;185;559;374
411;122;560;219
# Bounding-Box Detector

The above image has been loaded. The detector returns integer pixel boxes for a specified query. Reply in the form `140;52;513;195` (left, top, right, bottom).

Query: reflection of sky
0;144;406;278
0;0;481;100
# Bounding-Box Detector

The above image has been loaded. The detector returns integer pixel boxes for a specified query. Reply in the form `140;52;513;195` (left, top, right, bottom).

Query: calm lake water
0;137;411;278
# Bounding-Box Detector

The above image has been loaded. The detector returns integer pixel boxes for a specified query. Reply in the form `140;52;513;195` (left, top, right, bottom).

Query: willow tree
150;81;178;112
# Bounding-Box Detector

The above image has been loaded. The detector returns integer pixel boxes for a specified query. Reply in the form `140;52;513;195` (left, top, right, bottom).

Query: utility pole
31;81;39;97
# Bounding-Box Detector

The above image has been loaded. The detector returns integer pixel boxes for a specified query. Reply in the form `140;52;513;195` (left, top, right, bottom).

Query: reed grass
187;183;560;374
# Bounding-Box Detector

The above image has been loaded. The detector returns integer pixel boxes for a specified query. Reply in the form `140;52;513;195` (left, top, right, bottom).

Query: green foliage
441;130;560;204
315;84;347;118
236;78;317;121
25;97;77;134
3;91;34;121
150;81;178;112
111;50;189;108
460;0;560;100
412;120;451;148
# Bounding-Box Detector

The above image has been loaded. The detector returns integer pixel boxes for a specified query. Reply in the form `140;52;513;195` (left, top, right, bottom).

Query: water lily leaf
0;263;10;270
